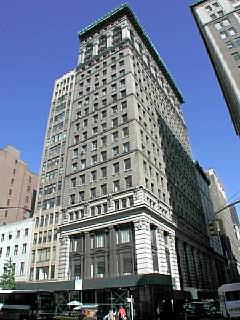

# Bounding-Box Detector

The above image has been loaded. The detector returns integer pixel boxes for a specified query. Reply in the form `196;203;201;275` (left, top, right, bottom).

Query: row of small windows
79;51;124;78
70;228;131;253
0;228;29;242
71;141;130;173
74;115;128;142
0;243;27;258
205;1;224;19
79;63;125;88
35;213;59;228
76;99;127;121
69;176;133;204
71;158;131;188
33;229;57;244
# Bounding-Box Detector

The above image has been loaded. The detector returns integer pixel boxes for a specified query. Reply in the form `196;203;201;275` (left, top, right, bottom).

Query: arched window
113;27;122;45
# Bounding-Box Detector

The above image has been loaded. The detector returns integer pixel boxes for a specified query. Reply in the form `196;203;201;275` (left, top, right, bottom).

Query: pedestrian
118;306;126;320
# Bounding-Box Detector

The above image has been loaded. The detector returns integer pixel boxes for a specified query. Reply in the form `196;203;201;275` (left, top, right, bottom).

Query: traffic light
209;221;218;236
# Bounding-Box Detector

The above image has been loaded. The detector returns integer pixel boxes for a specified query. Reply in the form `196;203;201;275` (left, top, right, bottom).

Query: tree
0;258;15;289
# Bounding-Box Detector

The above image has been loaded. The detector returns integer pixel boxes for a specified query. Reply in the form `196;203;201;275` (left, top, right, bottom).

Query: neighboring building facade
26;4;228;312
206;169;240;282
190;0;240;136
29;70;76;281
0;218;34;285
195;162;223;255
0;145;38;225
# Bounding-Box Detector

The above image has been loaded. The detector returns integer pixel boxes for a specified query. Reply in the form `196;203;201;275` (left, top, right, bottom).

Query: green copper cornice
77;3;184;104
190;0;208;9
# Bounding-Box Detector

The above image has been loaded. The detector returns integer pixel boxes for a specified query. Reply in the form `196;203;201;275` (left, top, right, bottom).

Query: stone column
58;235;70;280
193;248;204;288
168;234;181;290
134;219;153;274
205;255;214;290
177;240;190;288
185;244;197;288
109;226;117;277
84;232;91;278
156;228;168;274
199;251;210;289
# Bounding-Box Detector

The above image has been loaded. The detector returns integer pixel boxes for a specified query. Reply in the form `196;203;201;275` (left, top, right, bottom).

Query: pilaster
58;235;70;280
134;219;153;274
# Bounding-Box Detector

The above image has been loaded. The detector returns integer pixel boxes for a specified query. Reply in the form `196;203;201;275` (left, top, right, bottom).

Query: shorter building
206;169;240;282
0;145;38;225
195;162;223;255
0;218;34;284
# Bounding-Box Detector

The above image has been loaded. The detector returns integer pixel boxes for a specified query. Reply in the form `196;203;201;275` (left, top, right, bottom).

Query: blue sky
1;0;239;209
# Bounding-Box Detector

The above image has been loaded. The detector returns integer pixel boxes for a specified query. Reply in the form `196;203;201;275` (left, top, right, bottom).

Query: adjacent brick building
0;145;38;225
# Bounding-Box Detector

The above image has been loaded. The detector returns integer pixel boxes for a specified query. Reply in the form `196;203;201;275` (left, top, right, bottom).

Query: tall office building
29;70;76;281
190;0;240;136
0;145;38;225
206;169;240;282
27;5;227;313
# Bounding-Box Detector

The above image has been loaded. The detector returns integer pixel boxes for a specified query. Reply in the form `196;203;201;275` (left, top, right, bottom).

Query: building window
96;257;105;278
125;176;132;189
122;127;129;138
79;191;85;202
101;151;107;162
14;245;18;255
112;131;119;142
71;178;76;188
20;262;25;275
226;40;234;49
123;142;130;153
101;136;107;147
22;243;27;254
122;113;128;123
124;158;131;171
113;162;120;175
113;146;119;157
231;52;240;61
122;253;133;275
6;246;10;257
120;229;130;243
228;27;236;36
101;184;107;196
220;31;228;39
91;171;97;182
92;155;97;165
112;117;118;127
235;37;240;46
215;22;222;30
70;194;75;205
101;167;107;179
80;175;85;186
95;234;104;248
222;18;230;26
91;188;96;199
113;180;120;192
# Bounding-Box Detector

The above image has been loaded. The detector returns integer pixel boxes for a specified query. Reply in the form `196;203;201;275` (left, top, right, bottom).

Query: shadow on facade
157;115;228;294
